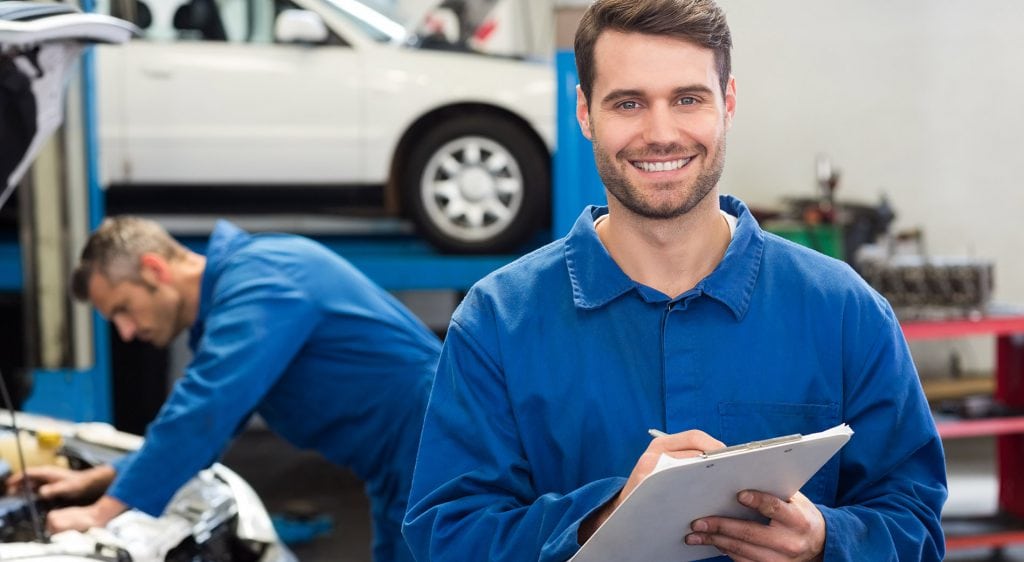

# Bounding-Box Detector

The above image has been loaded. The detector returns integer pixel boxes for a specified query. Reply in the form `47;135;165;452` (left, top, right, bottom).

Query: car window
106;0;346;44
318;0;405;43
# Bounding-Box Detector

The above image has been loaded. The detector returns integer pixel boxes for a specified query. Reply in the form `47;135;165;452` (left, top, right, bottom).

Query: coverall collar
189;220;251;350
565;194;764;320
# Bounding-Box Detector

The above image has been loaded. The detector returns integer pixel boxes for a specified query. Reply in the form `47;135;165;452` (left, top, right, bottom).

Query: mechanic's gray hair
70;216;187;301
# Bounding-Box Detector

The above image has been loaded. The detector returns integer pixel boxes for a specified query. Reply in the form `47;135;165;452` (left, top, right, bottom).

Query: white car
95;0;555;252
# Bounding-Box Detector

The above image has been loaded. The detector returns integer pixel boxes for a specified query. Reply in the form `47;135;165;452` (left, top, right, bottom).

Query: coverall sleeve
108;261;320;515
403;318;624;562
819;303;947;561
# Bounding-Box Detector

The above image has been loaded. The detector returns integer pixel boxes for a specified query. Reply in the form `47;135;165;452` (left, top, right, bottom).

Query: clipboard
570;424;853;562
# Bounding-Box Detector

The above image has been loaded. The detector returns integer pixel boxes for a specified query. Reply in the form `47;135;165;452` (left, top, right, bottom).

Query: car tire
402;113;549;254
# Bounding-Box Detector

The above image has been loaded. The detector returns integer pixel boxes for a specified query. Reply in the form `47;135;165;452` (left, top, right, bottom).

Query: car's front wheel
403;113;549;254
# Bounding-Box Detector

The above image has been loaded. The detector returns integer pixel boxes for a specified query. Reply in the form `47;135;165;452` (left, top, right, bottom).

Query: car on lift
95;0;554;253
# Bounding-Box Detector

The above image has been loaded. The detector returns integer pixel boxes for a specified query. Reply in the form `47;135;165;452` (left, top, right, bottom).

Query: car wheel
403;113;549;254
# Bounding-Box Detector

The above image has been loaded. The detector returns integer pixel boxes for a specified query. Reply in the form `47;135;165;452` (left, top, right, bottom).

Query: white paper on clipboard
571;423;853;562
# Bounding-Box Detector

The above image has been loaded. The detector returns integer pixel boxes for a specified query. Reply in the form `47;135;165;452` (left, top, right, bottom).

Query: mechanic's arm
816;305;945;560
686;304;946;561
6;464;114;501
49;266;320;532
405;318;665;562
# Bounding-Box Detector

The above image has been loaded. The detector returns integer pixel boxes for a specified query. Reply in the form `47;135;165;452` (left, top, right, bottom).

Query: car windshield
317;0;493;54
318;0;406;43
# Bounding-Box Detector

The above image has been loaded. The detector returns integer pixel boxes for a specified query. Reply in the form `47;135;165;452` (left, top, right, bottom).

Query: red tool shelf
941;514;1024;552
903;313;1024;551
937;417;1024;439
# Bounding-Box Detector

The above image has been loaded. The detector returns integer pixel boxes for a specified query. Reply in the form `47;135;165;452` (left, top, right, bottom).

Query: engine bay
0;412;294;562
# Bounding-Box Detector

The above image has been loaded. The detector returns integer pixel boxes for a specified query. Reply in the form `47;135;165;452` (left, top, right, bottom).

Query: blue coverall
112;221;441;562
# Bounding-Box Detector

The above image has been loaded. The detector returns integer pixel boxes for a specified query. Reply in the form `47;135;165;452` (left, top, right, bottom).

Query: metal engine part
857;254;994;311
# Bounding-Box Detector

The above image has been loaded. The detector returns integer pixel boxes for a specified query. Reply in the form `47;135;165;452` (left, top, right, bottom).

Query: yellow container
0;430;66;473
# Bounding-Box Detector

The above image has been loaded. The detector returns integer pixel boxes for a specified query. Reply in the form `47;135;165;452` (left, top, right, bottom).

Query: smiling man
402;1;946;561
9;216;440;562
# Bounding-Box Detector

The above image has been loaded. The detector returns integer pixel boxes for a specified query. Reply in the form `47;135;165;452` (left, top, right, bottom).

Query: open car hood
0;1;137;207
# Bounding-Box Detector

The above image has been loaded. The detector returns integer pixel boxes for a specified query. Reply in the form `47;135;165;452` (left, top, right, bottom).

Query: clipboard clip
700;433;803;459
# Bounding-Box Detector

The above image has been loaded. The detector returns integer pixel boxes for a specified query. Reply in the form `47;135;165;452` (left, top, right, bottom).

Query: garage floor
221;429;1024;562
221;428;372;562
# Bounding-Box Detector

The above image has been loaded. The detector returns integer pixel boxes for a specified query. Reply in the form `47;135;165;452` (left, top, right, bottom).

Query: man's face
88;258;184;348
577;31;736;220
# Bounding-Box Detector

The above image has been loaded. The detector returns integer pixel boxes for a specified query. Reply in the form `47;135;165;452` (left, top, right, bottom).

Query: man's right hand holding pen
578;429;725;542
577;427;827;561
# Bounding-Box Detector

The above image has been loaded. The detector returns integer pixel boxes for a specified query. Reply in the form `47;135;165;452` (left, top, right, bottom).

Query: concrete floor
221;428;373;562
220;429;1024;561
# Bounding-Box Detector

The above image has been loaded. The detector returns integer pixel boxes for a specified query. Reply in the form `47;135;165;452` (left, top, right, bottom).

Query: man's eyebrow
601;89;645;105
673;85;716;97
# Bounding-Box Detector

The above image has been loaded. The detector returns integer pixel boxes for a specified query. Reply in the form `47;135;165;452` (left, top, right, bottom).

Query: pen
647;428;669;438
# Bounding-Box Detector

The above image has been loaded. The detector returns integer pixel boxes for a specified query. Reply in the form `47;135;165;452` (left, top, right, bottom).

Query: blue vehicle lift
2;49;603;422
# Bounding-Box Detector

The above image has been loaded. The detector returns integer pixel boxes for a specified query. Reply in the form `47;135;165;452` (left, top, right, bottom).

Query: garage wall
715;0;1024;306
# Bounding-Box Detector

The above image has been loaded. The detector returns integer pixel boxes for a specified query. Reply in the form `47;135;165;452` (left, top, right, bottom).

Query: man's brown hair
70;216;187;301
574;0;733;103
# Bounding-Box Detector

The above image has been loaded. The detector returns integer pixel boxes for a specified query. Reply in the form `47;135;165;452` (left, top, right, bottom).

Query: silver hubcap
421;135;524;243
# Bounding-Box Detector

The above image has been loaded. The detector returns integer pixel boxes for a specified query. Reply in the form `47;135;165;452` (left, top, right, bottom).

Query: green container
766;222;844;261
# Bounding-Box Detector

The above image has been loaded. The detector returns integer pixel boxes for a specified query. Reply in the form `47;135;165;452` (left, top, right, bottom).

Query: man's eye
678;96;697;105
618;101;639;110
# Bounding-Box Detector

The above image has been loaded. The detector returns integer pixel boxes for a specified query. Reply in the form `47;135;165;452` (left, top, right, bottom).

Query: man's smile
629;156;695;173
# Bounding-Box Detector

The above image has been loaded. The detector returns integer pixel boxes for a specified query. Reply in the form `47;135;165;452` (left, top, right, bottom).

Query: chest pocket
718;401;841;504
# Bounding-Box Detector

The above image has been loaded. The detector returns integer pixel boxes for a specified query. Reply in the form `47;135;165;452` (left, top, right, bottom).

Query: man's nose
642;103;682;146
113;317;137;341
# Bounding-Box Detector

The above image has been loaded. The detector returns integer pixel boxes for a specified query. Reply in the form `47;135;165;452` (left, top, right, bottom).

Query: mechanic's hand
46;495;127;533
685;490;825;562
6;465;115;501
579;430;726;542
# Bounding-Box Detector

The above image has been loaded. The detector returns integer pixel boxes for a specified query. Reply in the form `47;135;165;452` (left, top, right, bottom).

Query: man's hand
46;495;128;533
685;490;826;562
5;465;115;502
579;430;725;543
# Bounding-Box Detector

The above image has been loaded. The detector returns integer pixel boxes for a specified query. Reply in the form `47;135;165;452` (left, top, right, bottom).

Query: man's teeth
633;157;692;172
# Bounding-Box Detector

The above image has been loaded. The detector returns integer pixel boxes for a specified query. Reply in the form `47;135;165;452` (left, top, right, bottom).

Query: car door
97;0;364;186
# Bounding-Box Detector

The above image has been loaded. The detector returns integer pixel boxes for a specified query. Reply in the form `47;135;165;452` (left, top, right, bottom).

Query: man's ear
576;85;594;141
138;253;172;285
723;75;737;130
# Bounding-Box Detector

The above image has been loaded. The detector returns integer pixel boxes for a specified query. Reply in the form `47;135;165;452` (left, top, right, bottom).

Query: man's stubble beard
141;277;186;348
592;133;726;220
